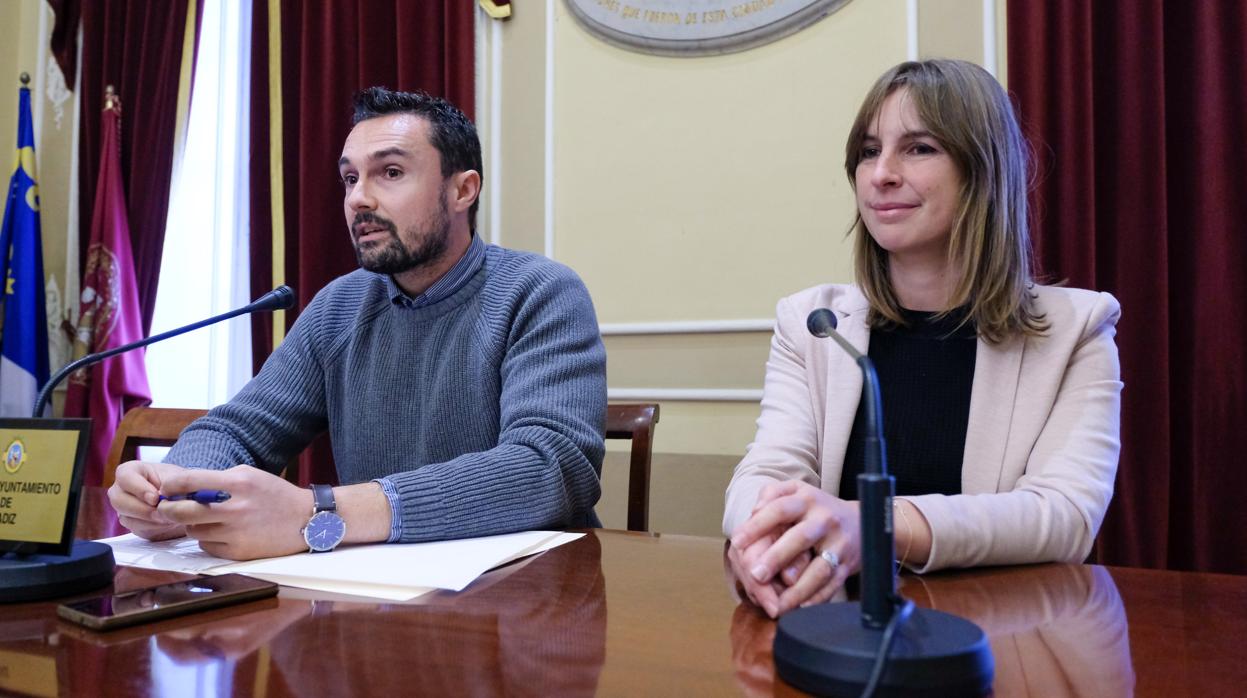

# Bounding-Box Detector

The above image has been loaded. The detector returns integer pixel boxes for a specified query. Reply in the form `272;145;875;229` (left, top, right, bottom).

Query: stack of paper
98;531;582;601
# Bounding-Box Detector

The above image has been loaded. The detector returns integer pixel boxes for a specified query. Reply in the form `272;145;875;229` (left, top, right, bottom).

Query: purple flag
65;90;151;485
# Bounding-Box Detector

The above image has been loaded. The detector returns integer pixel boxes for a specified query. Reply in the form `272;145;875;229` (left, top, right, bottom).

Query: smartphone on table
57;574;278;631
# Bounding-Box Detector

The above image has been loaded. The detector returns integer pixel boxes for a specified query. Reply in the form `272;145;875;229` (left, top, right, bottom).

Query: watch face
304;511;346;552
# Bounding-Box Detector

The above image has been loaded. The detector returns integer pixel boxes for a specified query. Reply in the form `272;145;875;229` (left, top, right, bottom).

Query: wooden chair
605;402;660;532
104;406;308;488
103;407;207;487
104;403;663;533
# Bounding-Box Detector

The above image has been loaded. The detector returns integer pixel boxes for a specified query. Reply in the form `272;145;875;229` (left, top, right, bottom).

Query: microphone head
253;285;296;312
806;308;838;338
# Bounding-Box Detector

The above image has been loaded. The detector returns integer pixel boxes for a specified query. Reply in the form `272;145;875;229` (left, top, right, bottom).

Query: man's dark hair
352;87;483;231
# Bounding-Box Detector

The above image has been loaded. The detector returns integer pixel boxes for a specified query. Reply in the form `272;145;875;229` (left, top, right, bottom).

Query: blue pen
158;489;232;504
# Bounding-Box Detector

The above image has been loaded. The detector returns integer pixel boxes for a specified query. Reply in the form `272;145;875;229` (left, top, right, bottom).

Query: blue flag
0;82;49;416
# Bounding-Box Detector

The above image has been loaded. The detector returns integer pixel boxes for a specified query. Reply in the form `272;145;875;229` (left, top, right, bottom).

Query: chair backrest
105;404;663;531
104;407;207;487
605;402;660;532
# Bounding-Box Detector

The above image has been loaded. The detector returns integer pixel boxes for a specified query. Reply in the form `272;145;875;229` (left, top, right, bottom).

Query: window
146;0;253;413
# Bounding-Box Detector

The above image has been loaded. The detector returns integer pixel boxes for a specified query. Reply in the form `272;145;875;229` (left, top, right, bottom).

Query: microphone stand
769;308;994;697
0;287;295;604
33;285;295;417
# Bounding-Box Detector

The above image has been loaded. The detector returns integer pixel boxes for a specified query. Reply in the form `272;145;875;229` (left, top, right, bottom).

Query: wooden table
2;488;1244;696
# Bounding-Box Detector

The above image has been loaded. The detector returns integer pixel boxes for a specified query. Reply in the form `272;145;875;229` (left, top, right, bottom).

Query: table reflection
1;535;605;698
282;535;602;696
169;534;606;697
910;563;1134;697
730;563;1134;697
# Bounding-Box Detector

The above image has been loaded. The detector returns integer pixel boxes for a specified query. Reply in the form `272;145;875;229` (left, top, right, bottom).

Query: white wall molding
488;16;503;246
906;0;918;60
982;0;997;77
608;388;762;402
600;319;773;336
544;0;555;259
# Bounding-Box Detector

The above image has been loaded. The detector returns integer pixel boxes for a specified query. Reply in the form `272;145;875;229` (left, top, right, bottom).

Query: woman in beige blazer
724;60;1122;619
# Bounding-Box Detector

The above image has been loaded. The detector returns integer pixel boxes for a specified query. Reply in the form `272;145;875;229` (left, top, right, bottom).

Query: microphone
770;307;993;697
246;285;295;313
32;286;296;417
805;308;893;626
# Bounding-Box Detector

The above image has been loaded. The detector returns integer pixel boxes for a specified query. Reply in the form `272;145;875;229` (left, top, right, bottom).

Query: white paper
237;574;435;601
214;530;563;592
96;530;583;597
492;532;583;569
95;533;245;574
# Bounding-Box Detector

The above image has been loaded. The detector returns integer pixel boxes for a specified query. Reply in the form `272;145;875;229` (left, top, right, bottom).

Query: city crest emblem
563;0;854;56
4;438;27;474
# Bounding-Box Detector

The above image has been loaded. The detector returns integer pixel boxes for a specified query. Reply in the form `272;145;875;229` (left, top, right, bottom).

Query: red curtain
46;0;82;90
50;0;199;336
1008;2;1247;573
249;1;476;483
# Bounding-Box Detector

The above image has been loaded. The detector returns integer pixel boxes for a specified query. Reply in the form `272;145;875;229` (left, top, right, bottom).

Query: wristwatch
302;484;347;553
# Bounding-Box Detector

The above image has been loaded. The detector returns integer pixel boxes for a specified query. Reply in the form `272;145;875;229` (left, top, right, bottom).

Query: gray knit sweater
165;245;607;541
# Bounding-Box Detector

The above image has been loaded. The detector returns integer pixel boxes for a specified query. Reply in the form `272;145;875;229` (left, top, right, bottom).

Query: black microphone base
774;601;993;697
0;540;115;603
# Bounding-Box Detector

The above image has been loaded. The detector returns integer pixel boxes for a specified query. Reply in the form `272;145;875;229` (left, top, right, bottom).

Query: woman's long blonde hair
844;59;1047;343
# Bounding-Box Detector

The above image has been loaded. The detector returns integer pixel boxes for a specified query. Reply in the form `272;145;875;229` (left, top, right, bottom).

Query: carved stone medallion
564;0;854;56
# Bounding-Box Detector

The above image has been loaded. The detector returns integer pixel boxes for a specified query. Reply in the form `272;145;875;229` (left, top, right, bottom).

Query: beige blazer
723;284;1122;573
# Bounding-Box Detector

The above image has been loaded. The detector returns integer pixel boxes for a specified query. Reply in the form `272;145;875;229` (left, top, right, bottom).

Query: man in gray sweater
108;88;607;560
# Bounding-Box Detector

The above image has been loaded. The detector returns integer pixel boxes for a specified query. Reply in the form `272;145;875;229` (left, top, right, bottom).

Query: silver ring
819;549;840;570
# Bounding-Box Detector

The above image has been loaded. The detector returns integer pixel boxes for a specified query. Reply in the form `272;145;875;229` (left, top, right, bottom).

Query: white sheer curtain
147;0;252;412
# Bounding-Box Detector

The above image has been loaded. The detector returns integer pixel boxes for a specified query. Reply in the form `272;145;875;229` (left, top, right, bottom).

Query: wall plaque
564;0;853;56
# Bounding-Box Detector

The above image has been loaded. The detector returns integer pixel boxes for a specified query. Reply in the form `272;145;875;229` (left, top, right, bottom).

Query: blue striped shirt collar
384;233;486;308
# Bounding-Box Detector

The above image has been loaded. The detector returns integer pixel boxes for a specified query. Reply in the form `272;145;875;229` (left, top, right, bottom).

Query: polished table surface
2;488;1245;697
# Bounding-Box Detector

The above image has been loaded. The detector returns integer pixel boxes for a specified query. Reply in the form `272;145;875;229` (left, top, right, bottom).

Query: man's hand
107;460;189;541
156;464;314;560
729;480;861;617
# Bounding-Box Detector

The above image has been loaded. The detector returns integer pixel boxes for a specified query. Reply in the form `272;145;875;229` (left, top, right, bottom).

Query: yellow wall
481;0;1006;536
3;0;1008;535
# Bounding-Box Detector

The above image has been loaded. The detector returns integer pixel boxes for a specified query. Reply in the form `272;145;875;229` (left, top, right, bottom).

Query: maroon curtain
1008;2;1247;573
249;0;475;483
46;0;82;90
50;0;198;336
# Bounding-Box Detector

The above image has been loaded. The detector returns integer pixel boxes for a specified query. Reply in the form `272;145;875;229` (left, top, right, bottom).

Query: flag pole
61;83;153;484
1;69;51;417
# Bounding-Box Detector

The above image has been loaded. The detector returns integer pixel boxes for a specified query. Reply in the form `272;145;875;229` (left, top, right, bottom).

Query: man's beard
351;195;451;275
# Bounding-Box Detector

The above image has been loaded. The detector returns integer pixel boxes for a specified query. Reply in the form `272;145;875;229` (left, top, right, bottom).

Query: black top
840;308;977;500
